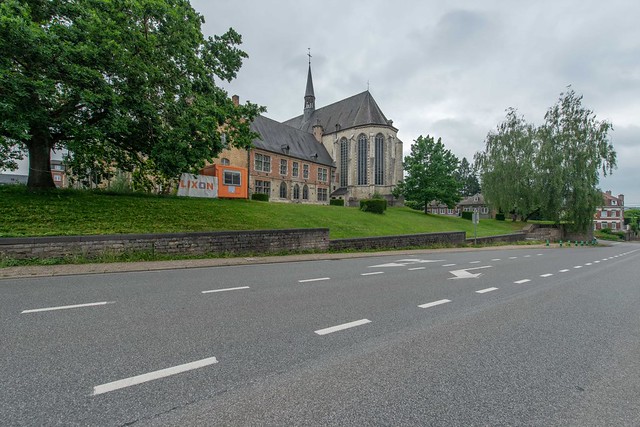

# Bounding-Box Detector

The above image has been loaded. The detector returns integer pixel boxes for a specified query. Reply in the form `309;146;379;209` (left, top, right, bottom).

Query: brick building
594;190;624;231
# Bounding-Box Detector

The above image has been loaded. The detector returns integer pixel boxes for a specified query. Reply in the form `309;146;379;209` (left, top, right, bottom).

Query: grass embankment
0;186;523;239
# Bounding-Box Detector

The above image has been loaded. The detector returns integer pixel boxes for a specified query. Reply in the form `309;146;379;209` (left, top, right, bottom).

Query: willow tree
475;108;539;220
0;0;263;189
537;88;616;232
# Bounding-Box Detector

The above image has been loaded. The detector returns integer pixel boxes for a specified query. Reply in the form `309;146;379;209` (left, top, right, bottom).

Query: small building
199;164;248;199
594;191;624;231
425;201;459;216
0;173;28;185
457;193;491;219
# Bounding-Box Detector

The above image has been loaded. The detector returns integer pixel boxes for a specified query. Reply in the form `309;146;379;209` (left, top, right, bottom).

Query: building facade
594;190;625;231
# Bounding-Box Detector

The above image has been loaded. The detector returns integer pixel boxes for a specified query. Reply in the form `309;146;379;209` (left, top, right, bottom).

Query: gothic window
357;134;368;185
293;184;300;199
279;182;287;199
374;133;384;185
220;158;230;165
339;138;349;188
302;184;309;200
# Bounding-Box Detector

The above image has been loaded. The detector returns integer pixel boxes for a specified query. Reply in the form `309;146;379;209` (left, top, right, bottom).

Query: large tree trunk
26;141;55;189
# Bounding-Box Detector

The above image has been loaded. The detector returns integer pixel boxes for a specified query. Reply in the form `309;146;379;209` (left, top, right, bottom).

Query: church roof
305;65;315;98
250;115;334;167
284;90;394;134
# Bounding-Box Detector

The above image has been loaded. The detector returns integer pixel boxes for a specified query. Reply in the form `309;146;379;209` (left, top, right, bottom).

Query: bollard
546;239;549;247
559;240;563;247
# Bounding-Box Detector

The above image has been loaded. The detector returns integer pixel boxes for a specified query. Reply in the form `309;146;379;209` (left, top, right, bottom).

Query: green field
0;186;524;239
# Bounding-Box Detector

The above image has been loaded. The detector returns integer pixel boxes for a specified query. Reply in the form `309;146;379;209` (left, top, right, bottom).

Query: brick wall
330;232;466;251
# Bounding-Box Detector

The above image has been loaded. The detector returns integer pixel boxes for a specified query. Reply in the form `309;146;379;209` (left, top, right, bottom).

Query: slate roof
458;193;487;206
284;90;393;134
250;115;334;167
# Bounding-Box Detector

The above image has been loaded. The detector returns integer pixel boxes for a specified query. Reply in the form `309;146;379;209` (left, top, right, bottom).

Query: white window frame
223;170;241;186
292;162;299;178
255;153;271;173
303;164;309;180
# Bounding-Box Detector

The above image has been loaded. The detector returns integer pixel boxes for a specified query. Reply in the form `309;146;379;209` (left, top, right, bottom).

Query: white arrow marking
448;265;493;280
369;262;408;268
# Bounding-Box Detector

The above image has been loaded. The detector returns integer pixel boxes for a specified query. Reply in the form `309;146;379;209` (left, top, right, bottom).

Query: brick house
425;201;459;216
594;190;624;231
458;193;492;219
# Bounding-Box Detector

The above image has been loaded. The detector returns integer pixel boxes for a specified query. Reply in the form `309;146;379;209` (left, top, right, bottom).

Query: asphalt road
1;242;639;426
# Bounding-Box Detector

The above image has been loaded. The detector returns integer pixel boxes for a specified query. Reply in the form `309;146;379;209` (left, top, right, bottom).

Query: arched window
357;134;368;185
339;138;349;188
279;182;287;199
302;184;309;200
220;158;230;165
374;133;384;185
293;184;300;200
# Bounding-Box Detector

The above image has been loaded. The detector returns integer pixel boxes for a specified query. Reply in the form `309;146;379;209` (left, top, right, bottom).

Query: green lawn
0;186;524;239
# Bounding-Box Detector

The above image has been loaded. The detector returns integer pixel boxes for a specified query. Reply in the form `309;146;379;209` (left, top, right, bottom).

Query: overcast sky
191;0;640;206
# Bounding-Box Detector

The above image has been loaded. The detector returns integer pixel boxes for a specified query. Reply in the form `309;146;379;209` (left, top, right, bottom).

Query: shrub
330;199;344;206
360;198;387;214
251;193;269;202
599;228;611;234
495;212;505;221
404;200;424;211
461;211;473;221
371;191;384;200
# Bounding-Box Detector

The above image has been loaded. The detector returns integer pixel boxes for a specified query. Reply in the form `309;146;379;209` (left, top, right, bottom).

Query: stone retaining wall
466;232;527;245
330;232;466;251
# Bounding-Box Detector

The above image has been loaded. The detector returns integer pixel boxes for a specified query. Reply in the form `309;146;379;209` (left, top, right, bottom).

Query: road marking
524;255;531;258
369;262;408;268
574;266;582;269
418;299;451;309
202;286;249;294
585;263;592;266
408;267;426;271
92;356;218;396
315;319;371;335
514;279;531;284
537;254;543;256
602;259;608;261
540;274;553;278
361;271;384;276
491;258;501;261
469;261;481;264
476;287;498;294
594;261;600;263
298;277;331;283
448;265;493;279
442;263;456;267
559;269;570;273
509;256;517;259
21;301;114;314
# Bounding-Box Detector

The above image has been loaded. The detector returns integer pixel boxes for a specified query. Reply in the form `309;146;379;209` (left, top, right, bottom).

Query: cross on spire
307;48;312;65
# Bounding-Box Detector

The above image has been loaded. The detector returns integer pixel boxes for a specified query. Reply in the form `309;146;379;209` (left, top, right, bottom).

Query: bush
495;212;505;221
461;211;473;221
404;200;424;211
599;228;611;234
330;199;344;206
360;199;387;214
251;193;269;202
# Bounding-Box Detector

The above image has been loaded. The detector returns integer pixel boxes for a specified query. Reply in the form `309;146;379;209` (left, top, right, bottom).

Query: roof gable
284;91;393;133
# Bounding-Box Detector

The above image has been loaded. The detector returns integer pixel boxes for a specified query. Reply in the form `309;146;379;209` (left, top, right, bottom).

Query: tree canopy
0;0;263;189
475;89;616;232
395;135;461;213
455;157;481;197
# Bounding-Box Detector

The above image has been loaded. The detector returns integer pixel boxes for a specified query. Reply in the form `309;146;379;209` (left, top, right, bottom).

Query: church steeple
303;50;315;122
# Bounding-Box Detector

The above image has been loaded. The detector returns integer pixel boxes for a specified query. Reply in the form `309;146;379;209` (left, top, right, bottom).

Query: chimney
618;194;624;206
606;190;612;196
232;95;239;107
312;120;323;143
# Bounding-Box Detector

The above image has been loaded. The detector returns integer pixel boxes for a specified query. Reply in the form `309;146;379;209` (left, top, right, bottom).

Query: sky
189;0;640;206
5;0;638;206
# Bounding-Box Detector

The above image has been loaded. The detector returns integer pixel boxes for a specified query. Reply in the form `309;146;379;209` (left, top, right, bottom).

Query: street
1;242;639;426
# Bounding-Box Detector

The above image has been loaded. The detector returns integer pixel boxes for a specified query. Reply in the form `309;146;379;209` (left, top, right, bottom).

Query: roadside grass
1;185;524;239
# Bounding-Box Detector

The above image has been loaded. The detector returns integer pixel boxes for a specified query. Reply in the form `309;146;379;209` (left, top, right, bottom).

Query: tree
0;0;263;189
455;157;481;197
475;108;539;221
624;208;639;235
396;135;461;213
537;88;616;232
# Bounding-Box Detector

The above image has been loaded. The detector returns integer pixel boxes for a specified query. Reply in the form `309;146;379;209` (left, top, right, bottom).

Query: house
50;159;68;188
458;193;492;219
425;201;459;216
212;60;403;205
594;190;624;231
0;173;28;185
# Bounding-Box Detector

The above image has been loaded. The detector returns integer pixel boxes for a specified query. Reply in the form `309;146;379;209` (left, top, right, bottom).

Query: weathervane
307;48;312;65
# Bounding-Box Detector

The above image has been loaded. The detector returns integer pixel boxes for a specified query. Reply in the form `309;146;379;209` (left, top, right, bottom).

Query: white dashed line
514;279;531;284
92;356;218;396
361;271;384;276
201;286;249;294
442;264;456;267
408;267;426;271
418;299;451;309
594;261;600;263
298;277;331;283
509;257;517;259
559;269;570;273
540;274;553;278
574;266;582;269
469;261;481;264
476;287;498;294
315;319;371;335
585;263;592;266
537;254;543;256
21;301;114;314
524;255;531;258
491;258;501;261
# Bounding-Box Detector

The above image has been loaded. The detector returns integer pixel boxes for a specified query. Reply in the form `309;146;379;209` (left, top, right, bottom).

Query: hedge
360;199;387;214
251;193;269;201
495;212;505;221
461;211;473;221
330;199;345;206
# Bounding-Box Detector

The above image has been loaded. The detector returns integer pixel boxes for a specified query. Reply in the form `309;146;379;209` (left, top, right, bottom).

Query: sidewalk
0;244;557;280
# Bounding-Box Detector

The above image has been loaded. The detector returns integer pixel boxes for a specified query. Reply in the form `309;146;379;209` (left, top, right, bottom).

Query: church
212;61;404;206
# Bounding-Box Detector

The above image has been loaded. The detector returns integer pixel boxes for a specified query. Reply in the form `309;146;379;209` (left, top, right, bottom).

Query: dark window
303;164;309;179
255;180;270;194
375;133;384;185
221;158;230;166
255;154;271;172
280;159;287;175
279;182;287;198
340;138;349;187
292;162;299;177
302;184;309;200
357;134;368;185
317;188;327;201
293;184;300;199
224;170;241;186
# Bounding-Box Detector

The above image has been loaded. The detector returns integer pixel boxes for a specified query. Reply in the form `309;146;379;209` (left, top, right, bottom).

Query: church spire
303;49;315;122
